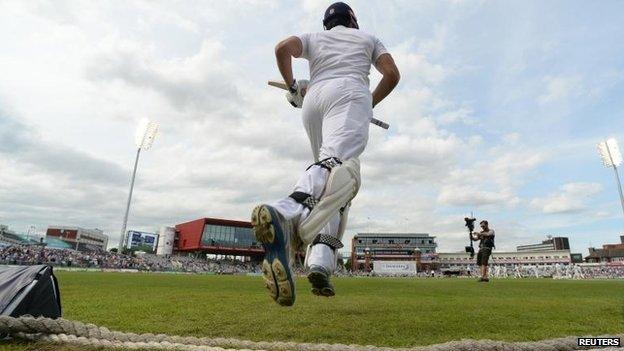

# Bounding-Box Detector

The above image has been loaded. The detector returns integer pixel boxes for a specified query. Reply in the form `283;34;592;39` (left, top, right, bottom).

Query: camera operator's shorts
477;247;492;266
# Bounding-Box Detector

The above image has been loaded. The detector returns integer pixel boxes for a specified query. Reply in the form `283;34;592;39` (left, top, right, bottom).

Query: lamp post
597;138;624;219
119;119;160;252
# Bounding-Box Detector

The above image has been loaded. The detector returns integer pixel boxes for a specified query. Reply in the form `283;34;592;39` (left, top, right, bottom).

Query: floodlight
135;118;160;150
597;137;624;219
598;138;622;167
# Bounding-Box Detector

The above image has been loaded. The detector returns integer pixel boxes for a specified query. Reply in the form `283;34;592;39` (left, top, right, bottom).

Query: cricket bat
268;80;390;130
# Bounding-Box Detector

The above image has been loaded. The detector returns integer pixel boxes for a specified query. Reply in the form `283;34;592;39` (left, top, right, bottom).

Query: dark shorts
477;247;492;266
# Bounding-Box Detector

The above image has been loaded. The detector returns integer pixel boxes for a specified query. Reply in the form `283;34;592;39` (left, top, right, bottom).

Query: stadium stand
1;244;623;278
0;245;261;274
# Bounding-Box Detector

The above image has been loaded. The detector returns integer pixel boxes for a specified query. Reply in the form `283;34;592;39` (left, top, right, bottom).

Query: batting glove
285;79;309;108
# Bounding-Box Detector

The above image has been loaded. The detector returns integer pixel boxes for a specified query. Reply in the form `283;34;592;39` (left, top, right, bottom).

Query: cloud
436;148;546;207
530;182;603;214
538;75;583;104
87;39;242;119
364;134;462;184
437;184;519;207
392;40;450;86
0;111;126;185
438;106;473;125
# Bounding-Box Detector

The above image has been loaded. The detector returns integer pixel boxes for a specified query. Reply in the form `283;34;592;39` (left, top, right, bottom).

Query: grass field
1;271;623;351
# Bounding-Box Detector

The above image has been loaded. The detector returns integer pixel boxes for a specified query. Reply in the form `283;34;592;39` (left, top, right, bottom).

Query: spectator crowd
0;245;261;274
1;244;623;279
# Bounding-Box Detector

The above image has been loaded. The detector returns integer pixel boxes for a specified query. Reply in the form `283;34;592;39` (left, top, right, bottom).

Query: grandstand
517;236;570;251
46;226;109;251
1;225;32;246
350;232;437;273
1;224;72;249
0;244;262;274
437;249;572;270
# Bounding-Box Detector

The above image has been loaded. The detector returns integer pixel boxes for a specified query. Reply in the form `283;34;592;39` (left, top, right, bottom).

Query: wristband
288;79;297;94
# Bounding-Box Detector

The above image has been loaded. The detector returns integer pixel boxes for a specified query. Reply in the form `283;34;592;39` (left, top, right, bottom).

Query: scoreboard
126;230;159;252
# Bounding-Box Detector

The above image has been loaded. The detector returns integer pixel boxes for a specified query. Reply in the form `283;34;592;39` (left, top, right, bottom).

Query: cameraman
471;220;495;282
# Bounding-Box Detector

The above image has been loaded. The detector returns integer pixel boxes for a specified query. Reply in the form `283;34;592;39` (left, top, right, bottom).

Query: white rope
1;316;621;351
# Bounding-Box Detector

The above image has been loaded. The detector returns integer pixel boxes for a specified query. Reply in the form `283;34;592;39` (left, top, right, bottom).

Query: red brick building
585;235;624;265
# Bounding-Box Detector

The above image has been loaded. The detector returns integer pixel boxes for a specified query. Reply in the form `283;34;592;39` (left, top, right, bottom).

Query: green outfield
1;271;623;351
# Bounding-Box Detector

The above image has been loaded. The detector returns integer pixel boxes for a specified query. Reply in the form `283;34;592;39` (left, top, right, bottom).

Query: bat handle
371;118;389;130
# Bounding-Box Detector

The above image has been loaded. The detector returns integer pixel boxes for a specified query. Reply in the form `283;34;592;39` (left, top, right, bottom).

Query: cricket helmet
323;2;359;30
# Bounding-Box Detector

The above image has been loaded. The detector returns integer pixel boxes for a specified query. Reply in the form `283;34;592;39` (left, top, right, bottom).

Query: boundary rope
1;316;622;351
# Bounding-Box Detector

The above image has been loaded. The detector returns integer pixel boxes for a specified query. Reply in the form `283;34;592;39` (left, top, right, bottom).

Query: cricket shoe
251;204;296;306
307;264;335;297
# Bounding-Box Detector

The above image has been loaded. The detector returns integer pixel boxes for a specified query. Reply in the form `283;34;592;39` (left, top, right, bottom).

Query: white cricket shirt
297;25;388;88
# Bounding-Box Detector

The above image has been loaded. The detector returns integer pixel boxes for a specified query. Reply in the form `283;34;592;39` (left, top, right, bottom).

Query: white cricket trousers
271;77;372;272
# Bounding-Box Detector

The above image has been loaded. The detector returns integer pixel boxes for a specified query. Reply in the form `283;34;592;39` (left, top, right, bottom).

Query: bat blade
268;80;289;90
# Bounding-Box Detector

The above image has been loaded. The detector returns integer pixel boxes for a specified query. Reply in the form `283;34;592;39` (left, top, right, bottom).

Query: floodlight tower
597;138;624;218
119;119;159;252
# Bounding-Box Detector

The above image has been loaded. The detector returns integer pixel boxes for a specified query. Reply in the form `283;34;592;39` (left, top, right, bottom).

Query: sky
1;0;623;255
